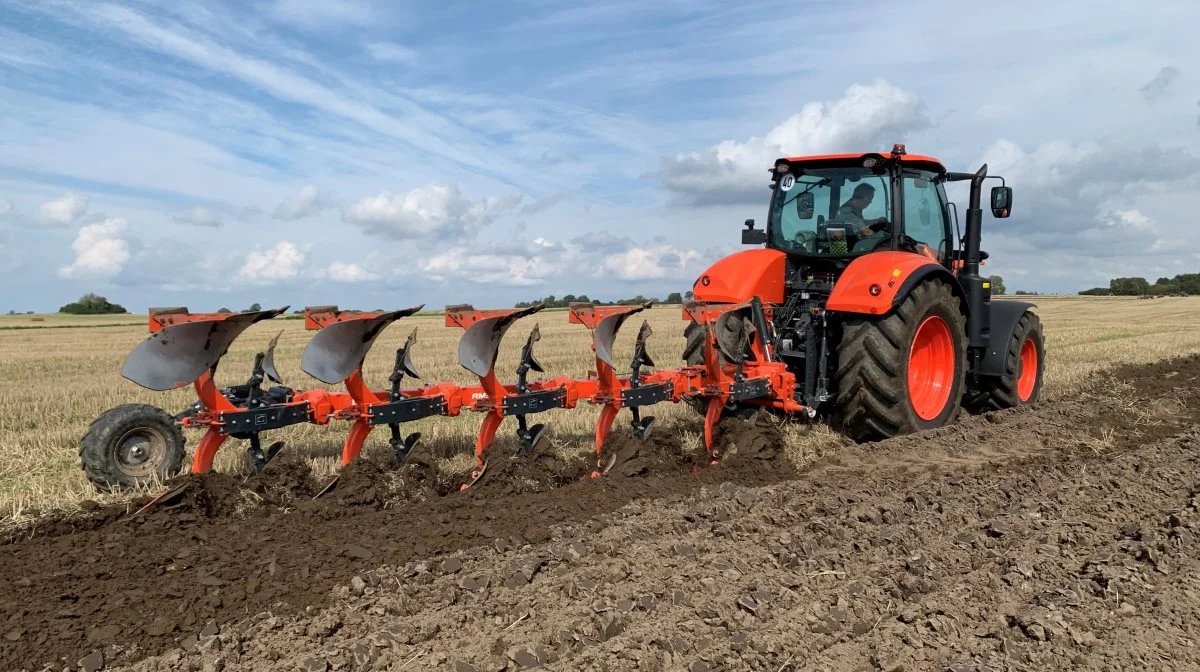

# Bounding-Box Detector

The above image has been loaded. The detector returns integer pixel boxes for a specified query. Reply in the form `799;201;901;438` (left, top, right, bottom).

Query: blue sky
1;0;1198;312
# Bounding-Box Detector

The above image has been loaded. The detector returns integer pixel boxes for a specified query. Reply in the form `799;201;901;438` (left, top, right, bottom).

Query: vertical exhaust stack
959;163;992;349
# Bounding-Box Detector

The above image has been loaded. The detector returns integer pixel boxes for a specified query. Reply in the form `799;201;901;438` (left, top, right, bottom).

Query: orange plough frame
120;298;810;488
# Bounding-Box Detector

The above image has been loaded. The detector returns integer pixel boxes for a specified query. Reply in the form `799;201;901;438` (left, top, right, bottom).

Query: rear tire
833;278;967;442
80;404;186;490
964;310;1045;412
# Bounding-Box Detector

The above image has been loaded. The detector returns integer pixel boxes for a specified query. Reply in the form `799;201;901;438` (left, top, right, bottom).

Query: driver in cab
834;183;889;237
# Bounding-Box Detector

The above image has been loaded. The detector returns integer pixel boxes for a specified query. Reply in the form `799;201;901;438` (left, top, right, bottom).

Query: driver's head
851;183;875;209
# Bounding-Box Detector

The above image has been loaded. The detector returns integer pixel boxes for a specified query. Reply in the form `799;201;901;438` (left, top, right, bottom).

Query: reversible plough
103;299;799;494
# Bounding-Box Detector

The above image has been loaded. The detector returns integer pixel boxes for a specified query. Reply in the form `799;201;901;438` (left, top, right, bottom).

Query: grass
2;295;1200;523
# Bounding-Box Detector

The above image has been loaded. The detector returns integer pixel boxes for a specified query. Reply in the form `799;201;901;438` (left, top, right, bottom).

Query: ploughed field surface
4;355;1200;671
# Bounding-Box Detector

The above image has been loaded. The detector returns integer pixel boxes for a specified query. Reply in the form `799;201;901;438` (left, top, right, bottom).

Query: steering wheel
792;230;817;251
862;218;890;234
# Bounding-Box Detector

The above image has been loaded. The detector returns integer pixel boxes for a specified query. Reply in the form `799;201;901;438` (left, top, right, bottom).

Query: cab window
902;171;949;258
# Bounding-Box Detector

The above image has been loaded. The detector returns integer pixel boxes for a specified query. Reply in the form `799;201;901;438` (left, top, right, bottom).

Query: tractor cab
744;146;956;269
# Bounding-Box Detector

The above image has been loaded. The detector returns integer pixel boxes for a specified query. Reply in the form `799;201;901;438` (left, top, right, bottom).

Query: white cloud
38;192;89;227
661;79;930;204
602;245;705;281
170;205;223;227
344;183;523;239
58;218;130;278
413;234;707;288
273;185;330;221
365;42;419;64
326;261;379;283
0;199;11;217
238;241;306;283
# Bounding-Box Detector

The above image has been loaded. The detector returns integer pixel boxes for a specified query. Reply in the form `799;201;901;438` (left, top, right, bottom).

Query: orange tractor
82;145;1044;490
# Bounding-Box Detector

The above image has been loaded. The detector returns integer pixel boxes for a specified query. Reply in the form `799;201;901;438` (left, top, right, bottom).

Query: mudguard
826;251;964;316
692;249;787;304
121;306;288;391
300;306;423;384
976;301;1036;377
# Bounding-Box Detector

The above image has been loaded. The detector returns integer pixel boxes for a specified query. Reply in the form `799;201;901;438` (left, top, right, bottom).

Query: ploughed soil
3;355;1200;671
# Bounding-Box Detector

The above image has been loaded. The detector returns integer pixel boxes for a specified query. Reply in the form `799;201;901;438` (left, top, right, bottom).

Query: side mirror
795;192;814;219
742;218;767;245
990;186;1012;218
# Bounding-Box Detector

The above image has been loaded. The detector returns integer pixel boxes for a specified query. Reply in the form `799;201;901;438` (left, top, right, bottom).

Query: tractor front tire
833;278;967;442
965;310;1045;412
80;404;186;490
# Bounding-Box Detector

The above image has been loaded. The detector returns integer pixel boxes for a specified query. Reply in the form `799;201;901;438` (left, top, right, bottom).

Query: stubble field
2;296;1199;522
2;295;1200;671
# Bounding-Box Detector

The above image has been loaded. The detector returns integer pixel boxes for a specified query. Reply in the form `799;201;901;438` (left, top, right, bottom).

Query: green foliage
987;275;1006;296
246;302;262;312
665;292;683;304
58;293;128;315
1079;287;1112;296
1109;277;1152;296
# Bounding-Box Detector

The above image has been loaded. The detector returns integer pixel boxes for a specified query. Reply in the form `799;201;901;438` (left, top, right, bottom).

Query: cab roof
778;151;947;174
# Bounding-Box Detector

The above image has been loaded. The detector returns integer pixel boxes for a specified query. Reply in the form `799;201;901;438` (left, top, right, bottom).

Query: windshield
768;167;892;257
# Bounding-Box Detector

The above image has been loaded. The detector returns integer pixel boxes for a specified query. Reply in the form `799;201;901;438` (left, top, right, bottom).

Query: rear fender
976;301;1036;377
826;251;966;316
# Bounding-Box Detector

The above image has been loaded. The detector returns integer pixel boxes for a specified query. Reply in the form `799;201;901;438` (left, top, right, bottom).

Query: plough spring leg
474;411;503;470
595;404;620;457
341;419;372;466
704;397;723;463
192;427;228;474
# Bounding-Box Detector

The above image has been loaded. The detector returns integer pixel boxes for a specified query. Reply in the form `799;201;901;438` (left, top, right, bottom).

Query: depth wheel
80;404;186;490
965;310;1045;412
833;278;967;441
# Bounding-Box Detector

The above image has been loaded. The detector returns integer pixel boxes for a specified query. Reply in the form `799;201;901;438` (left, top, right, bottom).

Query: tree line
1079;273;1200;296
515;292;692;308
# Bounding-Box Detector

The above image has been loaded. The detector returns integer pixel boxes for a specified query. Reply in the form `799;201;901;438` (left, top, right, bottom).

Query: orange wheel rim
907;315;955;421
1017;337;1038;402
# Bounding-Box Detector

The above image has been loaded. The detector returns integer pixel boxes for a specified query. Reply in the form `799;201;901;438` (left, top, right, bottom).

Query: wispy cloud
273;185;331;221
264;0;384;30
1140;65;1181;103
171;205;223;228
365;42;419;64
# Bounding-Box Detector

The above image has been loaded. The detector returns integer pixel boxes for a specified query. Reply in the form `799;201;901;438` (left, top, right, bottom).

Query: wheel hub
113;428;167;478
120;437;150;465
